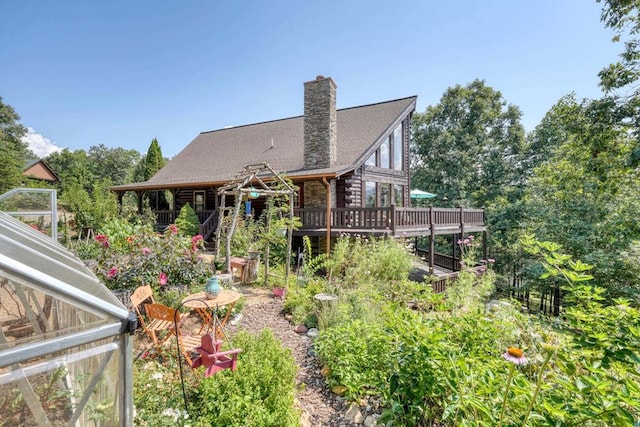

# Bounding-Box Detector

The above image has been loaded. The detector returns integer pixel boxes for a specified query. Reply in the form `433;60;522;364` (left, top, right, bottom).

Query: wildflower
463;238;470;245
169;224;178;234
142;247;151;255
95;234;110;248
106;266;118;279
158;272;168;286
152;372;163;381
502;347;528;365
468;235;474;240
488;258;495;263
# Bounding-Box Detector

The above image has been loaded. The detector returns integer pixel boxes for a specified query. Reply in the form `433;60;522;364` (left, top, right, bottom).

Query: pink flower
106;266;118;279
502;347;528;366
95;234;110;248
169;224;178;235
191;235;204;251
158;272;168;286
488;258;495;264
468;235;475;240
142;247;151;255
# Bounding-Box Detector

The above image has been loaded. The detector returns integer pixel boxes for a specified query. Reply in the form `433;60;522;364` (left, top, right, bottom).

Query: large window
365;121;404;170
393;123;403;170
380;137;390;169
365;182;376;207
379;183;391;207
365;152;376;166
394;184;404;206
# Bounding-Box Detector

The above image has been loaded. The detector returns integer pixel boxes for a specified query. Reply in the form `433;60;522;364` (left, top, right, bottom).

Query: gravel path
225;297;361;426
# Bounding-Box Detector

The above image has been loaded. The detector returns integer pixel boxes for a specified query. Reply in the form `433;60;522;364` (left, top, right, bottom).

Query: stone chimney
304;75;337;169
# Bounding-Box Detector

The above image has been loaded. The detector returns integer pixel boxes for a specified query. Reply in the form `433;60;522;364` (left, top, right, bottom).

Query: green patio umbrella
410;189;436;199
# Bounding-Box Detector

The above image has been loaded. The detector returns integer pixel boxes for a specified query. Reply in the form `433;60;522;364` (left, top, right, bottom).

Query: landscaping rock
364;414;380;427
345;402;364;424
306;327;319;338
294;324;308;334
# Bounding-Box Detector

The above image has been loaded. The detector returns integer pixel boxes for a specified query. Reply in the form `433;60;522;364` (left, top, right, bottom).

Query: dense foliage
304;237;640;426
410;79;528;282
133;329;299;427
0;97;31;193
192;329;299;427
524;95;640;299
75;220;213;301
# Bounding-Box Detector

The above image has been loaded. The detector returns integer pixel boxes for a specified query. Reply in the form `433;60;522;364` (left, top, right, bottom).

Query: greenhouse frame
0;211;136;426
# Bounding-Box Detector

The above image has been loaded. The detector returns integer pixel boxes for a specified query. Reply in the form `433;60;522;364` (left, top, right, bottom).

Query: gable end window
365;121;404;170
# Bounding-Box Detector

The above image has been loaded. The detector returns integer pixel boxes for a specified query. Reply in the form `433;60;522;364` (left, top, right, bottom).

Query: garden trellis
215;162;297;287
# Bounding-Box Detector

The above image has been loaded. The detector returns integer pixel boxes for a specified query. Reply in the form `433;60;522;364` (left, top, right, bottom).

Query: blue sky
1;1;620;158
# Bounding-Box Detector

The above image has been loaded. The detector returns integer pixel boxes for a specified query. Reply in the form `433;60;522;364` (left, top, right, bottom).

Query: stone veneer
304;76;337;169
303;181;336;208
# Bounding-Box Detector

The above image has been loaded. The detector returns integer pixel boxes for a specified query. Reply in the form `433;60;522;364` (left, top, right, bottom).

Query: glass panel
365;182;376;207
0;336;123;426
0;276;112;350
365;152;376;167
393;123;403;170
394;185;404;206
380;137;390;169
380;184;391;207
0;189;57;239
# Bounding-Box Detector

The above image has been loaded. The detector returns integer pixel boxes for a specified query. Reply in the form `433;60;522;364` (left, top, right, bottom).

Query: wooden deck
294;205;485;237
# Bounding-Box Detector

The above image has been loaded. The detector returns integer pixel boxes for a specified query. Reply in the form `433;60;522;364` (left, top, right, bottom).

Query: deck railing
155;210;215;228
295;205;484;234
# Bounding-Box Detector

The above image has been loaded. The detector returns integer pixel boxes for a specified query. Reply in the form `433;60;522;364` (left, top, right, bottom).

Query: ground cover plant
132;330;299;427
308;236;640;426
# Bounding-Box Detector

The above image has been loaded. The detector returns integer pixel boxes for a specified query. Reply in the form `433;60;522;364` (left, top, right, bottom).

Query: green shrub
192;329;300;427
80;225;213;299
316;319;393;399
175;203;200;237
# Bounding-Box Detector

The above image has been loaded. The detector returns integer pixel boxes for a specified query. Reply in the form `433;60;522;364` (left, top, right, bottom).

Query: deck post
429;205;435;274
390;204;396;233
482;229;488;261
136;191;143;214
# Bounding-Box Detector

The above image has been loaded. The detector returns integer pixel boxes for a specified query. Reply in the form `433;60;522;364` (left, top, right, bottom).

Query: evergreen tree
144;138;165;180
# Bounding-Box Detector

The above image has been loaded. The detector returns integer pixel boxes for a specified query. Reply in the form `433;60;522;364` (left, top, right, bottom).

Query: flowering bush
80;225;214;295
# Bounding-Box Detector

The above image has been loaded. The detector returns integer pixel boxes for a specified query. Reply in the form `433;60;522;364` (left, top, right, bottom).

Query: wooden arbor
214;163;297;286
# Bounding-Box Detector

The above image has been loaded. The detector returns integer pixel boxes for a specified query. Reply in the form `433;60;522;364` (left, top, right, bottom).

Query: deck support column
429;205;435;274
322;177;331;255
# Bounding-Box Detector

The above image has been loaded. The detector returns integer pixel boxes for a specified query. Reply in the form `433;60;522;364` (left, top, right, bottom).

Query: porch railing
294;205;485;234
155;210;215;227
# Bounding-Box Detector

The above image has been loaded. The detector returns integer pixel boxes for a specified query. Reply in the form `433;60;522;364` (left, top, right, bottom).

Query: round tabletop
182;289;242;309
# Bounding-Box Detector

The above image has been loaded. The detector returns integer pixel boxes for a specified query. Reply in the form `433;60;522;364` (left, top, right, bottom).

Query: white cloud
22;128;63;158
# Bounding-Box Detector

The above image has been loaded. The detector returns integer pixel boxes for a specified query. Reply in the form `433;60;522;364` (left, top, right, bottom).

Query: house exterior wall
23;163;58;182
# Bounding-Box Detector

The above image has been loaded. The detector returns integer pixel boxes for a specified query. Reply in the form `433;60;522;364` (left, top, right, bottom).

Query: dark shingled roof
113;96;416;191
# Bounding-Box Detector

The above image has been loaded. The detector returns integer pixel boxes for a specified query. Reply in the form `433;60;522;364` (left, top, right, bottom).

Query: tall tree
411;80;527;273
0;97;29;193
87;143;140;186
524;95;640;298
597;0;640;166
46;148;94;191
144;138;165;180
